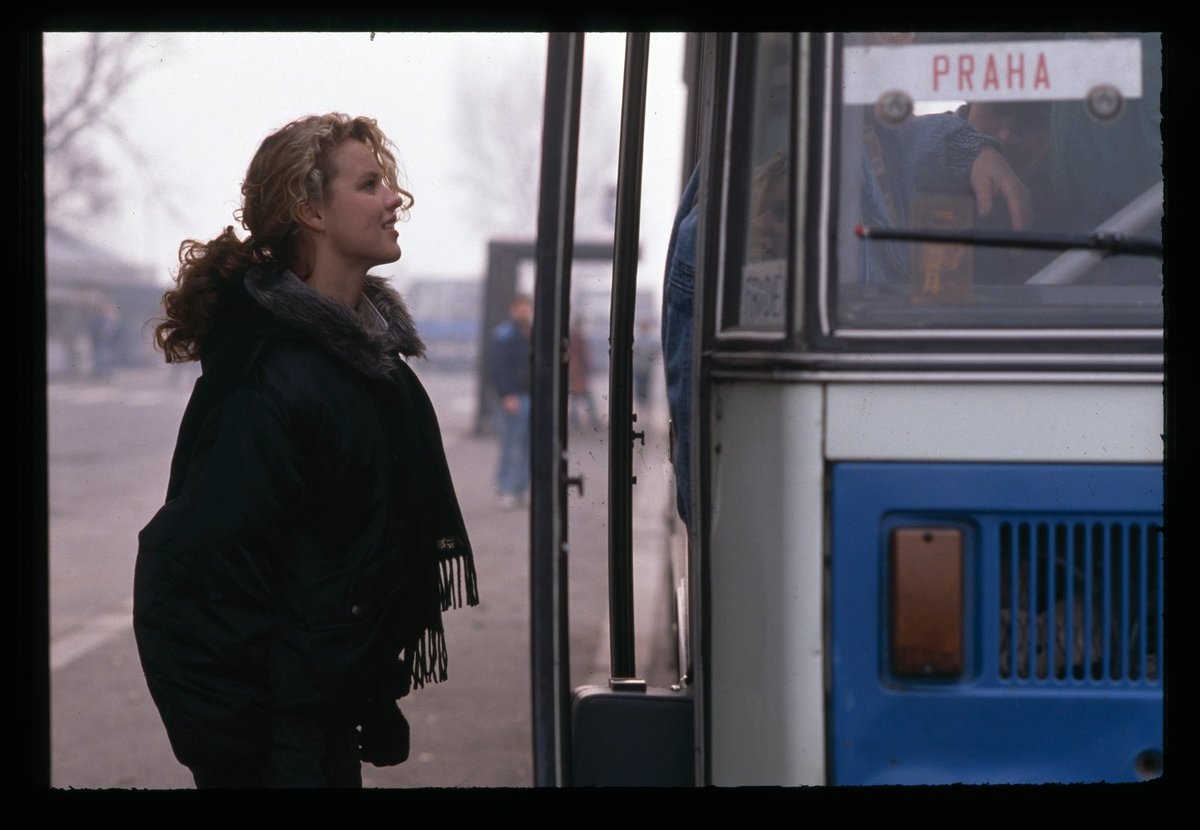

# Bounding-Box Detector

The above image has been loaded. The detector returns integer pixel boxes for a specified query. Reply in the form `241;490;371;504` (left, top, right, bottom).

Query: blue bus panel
830;462;1163;784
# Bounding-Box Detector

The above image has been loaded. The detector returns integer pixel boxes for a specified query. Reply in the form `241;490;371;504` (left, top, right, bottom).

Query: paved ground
47;359;678;789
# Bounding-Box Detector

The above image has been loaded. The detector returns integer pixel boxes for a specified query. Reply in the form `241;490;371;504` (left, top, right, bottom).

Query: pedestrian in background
632;317;658;415
88;298;122;381
568;315;600;430
489;294;533;508
134;113;478;788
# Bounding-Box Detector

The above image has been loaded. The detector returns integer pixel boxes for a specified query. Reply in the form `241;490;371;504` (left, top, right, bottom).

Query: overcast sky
43;31;687;302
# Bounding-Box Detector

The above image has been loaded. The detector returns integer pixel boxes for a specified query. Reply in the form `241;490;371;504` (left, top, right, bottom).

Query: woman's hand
359;698;411;767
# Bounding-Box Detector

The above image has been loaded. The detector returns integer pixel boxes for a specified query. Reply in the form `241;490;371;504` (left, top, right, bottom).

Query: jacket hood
243;269;426;380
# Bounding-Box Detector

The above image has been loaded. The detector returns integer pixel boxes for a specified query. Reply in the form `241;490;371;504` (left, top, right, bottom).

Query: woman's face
314;139;405;274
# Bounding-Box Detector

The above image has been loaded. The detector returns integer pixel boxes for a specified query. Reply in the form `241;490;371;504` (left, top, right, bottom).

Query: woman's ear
296;200;324;234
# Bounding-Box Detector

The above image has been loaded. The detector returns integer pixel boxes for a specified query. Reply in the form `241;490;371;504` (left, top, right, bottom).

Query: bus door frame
530;31;585;788
689;31;733;787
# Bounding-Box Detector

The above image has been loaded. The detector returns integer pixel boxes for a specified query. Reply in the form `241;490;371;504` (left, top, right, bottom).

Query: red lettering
931;47;1050;95
983;54;999;90
933;54;949;91
1007;53;1025;88
958;54;975;90
1034;52;1050;88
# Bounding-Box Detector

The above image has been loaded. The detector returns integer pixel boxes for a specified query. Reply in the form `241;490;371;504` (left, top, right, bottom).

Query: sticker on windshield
738;259;787;330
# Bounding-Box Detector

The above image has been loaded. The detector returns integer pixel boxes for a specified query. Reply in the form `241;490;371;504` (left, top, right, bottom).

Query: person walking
489;294;532;508
568;315;600;430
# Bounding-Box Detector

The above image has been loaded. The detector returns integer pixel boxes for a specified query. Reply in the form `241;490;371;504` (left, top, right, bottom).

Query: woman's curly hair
154;114;412;362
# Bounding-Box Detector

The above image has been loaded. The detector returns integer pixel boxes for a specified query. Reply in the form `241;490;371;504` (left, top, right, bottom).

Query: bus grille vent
997;520;1162;684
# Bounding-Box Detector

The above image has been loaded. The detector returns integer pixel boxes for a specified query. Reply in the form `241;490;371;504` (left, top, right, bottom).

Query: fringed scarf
245;268;479;693
387;356;480;692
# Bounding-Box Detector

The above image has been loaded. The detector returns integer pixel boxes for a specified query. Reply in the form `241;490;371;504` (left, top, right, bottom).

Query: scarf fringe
437;548;480;611
408;626;450;691
407;549;479;691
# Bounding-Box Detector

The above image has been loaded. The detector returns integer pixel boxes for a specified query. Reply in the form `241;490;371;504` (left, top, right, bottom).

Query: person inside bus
961;101;1052;186
134;113;479;788
956;100;1060;283
859;106;1032;284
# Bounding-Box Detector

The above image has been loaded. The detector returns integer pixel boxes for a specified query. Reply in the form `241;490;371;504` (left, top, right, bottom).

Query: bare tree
43;33;181;235
450;42;620;241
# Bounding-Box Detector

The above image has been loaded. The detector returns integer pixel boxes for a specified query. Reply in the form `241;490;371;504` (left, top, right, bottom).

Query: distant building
45;226;164;378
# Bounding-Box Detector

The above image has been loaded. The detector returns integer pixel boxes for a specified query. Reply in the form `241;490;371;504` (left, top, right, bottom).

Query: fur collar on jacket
243;269;426;380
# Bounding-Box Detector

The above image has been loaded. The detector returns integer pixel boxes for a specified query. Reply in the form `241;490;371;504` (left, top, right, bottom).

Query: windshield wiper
854;224;1163;259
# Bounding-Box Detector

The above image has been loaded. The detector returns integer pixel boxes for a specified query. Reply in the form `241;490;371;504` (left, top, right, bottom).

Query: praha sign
842;38;1143;104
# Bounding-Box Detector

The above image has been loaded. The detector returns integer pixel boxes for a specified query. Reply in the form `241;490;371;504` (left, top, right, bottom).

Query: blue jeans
662;167;699;528
495;393;531;496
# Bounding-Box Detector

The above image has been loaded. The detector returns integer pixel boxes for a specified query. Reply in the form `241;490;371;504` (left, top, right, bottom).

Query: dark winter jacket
133;268;477;769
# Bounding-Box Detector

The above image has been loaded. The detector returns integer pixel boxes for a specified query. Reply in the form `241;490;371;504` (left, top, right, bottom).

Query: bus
528;31;1164;786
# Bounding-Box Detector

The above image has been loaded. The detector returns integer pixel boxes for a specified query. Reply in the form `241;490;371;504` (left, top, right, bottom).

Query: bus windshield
834;32;1163;331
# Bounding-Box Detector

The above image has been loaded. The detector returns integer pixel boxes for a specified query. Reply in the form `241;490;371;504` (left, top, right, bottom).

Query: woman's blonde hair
154;114;412;362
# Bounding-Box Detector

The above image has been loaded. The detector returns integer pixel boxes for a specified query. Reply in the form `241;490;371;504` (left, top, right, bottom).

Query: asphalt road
47;359;677;789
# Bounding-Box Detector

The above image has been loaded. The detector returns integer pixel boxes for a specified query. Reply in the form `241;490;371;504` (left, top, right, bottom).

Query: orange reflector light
890;527;964;678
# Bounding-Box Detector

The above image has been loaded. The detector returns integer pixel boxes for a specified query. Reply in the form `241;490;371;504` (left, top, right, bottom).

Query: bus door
529;32;583;788
531;32;694;788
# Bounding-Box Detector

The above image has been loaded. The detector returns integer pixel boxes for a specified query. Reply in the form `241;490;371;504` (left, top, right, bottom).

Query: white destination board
843;38;1143;104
